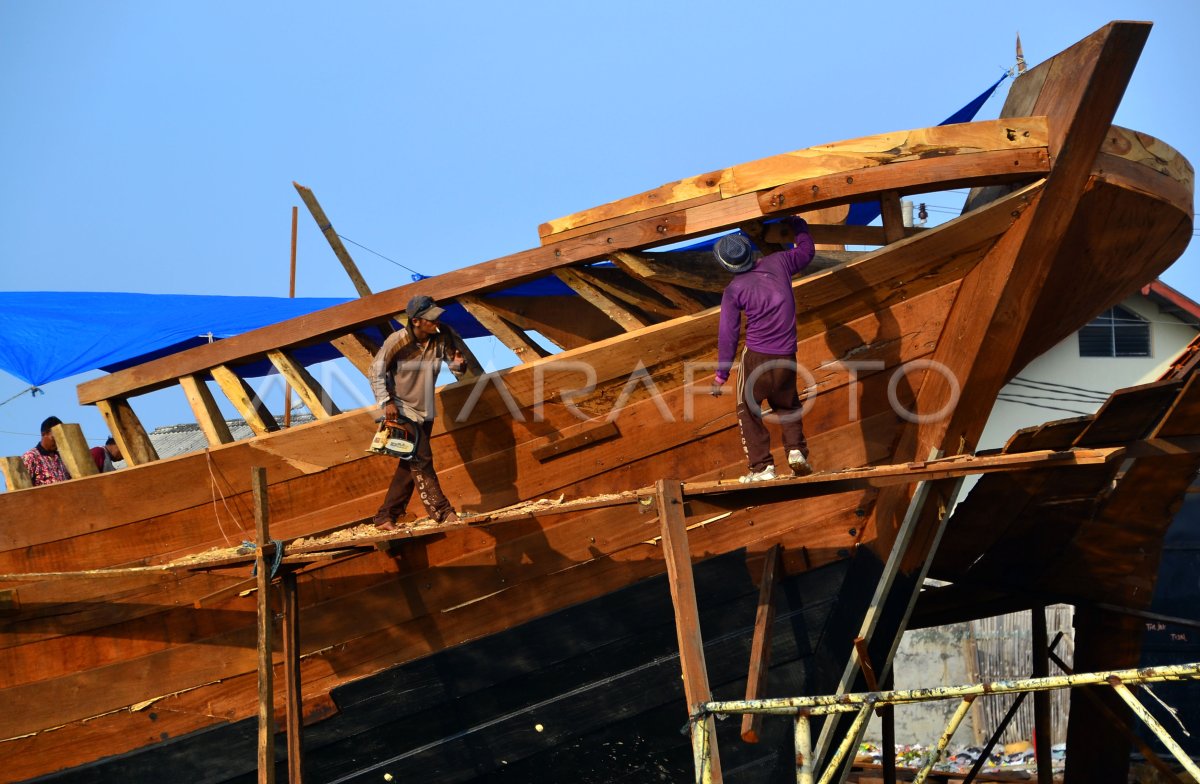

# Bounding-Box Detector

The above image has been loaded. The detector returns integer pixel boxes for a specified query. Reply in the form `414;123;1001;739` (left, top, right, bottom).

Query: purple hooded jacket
714;218;816;385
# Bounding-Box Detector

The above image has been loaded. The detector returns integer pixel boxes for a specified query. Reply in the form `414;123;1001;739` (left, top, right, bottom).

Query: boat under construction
0;20;1197;784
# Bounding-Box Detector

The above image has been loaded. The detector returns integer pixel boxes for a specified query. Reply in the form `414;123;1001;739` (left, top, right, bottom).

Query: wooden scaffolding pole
281;570;305;783
656;479;723;783
252;467;277;784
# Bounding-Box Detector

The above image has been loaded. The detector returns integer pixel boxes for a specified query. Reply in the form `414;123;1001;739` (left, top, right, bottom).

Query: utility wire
995;394;1094;417
1009;376;1111;399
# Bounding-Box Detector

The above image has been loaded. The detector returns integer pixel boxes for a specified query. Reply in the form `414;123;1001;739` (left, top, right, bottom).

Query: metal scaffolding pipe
794;713;814;784
704;662;1200;716
817;704;873;784
913;697;975;784
1109;679;1200;781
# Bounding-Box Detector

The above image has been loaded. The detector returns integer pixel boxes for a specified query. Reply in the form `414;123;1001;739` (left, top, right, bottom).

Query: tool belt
367;417;421;460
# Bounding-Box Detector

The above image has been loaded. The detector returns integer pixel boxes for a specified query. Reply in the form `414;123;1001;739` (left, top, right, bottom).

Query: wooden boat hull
0;21;1193;782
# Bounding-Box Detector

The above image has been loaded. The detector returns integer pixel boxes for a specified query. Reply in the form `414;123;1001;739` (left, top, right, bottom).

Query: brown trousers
736;348;809;471
373;420;455;524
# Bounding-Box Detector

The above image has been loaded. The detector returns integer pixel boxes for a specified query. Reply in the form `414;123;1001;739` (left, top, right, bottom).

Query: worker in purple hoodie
711;216;816;482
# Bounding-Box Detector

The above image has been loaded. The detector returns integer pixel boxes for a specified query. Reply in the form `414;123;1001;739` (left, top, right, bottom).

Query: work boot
788;449;813;477
739;464;776;484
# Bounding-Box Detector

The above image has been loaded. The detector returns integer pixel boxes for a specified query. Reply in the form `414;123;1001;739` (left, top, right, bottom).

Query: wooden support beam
281;570;305;784
266;350;340;419
179;374;234;447
457;294;549;360
252;467;276;784
741;544;782;744
850;639;896;784
880;190;905;244
610;252;707;313
329;332;381;376
656;478;723;782
95;397;159;466
554;268;649;332
478;296;624;350
293;182;373;298
50;423;97;479
570;266;682;320
0;456;33;491
210;366;280;437
1031;605;1052;784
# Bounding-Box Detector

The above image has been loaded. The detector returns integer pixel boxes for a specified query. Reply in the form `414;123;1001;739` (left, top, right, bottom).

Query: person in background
711;217;816;483
22;416;70;486
91;436;123;472
369;294;469;529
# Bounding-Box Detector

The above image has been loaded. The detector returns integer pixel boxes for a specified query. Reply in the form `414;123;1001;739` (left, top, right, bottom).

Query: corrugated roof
148;414;317;459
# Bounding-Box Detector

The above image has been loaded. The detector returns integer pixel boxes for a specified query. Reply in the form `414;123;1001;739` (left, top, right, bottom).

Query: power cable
994;394;1093;417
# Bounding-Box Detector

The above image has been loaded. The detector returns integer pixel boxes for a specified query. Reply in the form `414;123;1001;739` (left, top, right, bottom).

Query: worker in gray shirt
369;294;469;529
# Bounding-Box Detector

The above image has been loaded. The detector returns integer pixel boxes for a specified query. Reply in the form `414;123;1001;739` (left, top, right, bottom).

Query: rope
0;386;41;407
244;539;285;578
205;449;237;546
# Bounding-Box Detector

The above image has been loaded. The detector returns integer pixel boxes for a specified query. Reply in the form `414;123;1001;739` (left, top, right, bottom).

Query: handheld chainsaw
367;419;421;460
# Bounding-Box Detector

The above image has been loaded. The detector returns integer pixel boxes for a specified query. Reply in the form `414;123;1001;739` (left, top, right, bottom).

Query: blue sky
1;1;1197;458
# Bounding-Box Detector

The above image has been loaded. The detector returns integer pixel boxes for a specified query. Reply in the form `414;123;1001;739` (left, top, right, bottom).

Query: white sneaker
788;450;813;477
738;465;776;484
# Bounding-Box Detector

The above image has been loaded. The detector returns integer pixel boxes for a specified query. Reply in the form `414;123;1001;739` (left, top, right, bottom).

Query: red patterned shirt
21;443;70;486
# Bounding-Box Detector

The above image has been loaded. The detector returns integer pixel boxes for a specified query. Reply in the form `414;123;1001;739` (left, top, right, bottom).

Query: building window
1078;305;1150;357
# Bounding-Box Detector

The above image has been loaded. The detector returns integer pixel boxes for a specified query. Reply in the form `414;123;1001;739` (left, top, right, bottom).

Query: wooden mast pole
284;206;298;428
253;467;276;784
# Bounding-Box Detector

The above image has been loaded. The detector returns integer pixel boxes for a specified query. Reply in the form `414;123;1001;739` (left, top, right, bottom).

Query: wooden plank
457;295;549;360
681;446;1123;500
530;421;620;462
293;182;372;298
1152;373;1200;439
479;296;621;350
553;268;649;332
759;146;1050;218
252;467;276;784
610;251;708;313
0;456;33;491
266;350;341;419
542;117;1048;237
1071;379;1180;447
95;398;159;466
179;374;235;446
1002;416;1092;453
210;365;281;436
656;478;723;782
76;123;1057;407
50;422;97;479
740;544;782;744
281;570;305;784
570;266;682;320
329;332;380;376
880;190;905;244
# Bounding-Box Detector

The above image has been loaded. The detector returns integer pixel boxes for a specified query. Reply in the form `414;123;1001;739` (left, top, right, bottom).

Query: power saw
367;419;420;460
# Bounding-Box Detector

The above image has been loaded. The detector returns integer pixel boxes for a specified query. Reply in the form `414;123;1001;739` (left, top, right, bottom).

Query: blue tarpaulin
0;278;580;387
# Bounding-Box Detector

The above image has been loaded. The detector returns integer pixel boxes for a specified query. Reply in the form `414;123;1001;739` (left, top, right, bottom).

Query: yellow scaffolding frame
697;662;1200;784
